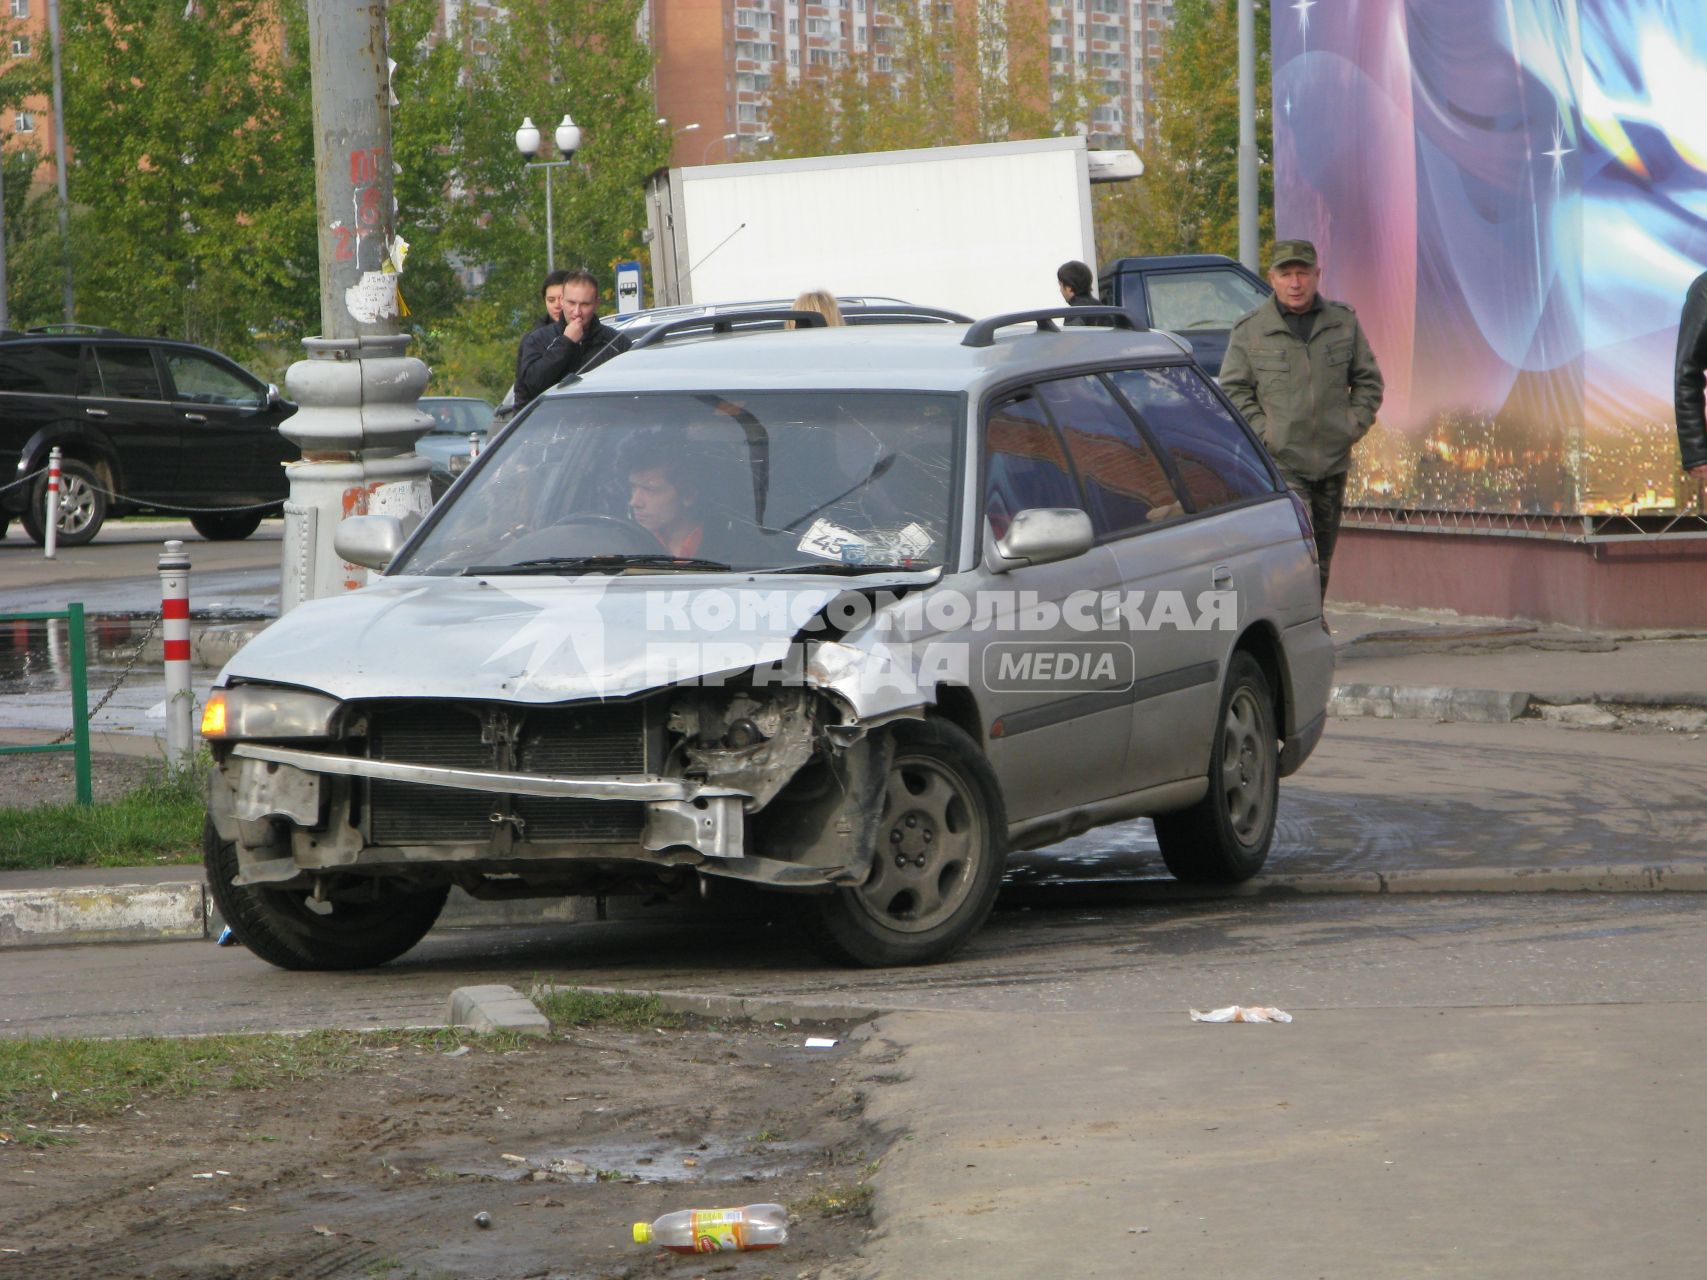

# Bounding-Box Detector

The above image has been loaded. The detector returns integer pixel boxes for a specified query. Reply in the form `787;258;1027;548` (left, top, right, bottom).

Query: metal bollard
159;539;194;770
44;445;62;560
468;431;481;460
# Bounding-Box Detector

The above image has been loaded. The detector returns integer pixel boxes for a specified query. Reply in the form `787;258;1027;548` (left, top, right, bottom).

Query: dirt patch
0;1018;887;1278
0;749;168;810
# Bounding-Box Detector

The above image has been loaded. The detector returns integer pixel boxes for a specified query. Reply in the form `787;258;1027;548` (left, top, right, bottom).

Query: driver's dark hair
617;430;696;496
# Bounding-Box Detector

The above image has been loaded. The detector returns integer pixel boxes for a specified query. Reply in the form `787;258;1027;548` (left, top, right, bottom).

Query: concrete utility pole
1237;0;1259;273
280;2;432;612
47;0;74;322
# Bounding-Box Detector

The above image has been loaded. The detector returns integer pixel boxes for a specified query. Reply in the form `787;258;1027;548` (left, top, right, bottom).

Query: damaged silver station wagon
203;306;1333;971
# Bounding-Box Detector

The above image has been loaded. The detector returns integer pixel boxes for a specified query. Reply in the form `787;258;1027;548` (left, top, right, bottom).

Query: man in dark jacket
1219;239;1384;594
514;269;633;409
1676;270;1707;492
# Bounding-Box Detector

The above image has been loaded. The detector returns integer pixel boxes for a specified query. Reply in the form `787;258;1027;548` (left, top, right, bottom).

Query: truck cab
1098;254;1271;376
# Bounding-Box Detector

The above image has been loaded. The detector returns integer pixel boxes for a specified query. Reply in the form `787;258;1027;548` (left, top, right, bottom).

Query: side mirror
334;514;405;571
991;508;1094;571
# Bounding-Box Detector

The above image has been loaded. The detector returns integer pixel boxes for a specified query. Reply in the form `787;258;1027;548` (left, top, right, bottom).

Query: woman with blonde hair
790;289;844;327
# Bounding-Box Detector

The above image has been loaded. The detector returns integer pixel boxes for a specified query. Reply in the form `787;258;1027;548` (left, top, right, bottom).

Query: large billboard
1273;0;1707;515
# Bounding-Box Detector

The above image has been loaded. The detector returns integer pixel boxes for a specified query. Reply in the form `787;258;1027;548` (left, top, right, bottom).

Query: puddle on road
447;1135;811;1185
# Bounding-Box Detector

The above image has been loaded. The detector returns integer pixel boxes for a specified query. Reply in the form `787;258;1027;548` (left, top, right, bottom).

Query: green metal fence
0;602;93;805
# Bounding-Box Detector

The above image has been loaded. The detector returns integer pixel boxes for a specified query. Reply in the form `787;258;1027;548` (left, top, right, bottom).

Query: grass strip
0;1027;526;1148
532;986;684;1031
0;769;204;870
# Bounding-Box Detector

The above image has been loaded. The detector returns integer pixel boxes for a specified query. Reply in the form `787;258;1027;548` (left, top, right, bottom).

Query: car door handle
1211;564;1233;588
84;407;108;417
183;413;208;422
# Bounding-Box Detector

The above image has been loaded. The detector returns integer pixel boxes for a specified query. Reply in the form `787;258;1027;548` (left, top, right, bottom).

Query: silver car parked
202;307;1332;970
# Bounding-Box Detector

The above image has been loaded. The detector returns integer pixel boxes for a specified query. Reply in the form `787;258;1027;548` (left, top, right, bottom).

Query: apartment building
1;0;51;162
644;0;1173;168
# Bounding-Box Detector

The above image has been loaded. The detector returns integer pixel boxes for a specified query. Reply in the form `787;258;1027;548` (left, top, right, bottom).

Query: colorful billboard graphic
1273;0;1707;515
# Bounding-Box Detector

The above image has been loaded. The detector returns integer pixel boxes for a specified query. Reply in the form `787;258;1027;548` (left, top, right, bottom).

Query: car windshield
395;390;962;576
422;399;490;436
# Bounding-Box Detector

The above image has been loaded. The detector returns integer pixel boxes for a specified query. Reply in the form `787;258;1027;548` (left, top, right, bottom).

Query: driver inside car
619;433;707;559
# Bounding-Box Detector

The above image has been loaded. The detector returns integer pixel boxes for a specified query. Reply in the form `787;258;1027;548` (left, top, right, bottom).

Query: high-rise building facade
1;0;53;167
644;0;1172;168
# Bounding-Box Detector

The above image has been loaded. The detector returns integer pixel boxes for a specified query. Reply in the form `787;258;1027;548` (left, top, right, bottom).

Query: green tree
767;0;1098;159
0;0;317;359
1094;0;1273;261
447;0;666;340
0;144;63;328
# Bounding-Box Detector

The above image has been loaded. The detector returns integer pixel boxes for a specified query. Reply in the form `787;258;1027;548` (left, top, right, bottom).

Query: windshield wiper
462;554;732;576
755;561;934;575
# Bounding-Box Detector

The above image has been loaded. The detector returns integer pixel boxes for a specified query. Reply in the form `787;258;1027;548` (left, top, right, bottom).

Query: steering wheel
494;513;662;563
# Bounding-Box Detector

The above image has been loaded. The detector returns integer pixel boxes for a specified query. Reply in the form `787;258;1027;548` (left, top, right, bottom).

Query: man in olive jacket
1220;239;1384;594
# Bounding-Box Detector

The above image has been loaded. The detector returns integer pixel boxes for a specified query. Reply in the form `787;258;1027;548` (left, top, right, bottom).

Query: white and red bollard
43;446;62;560
159;540;194;769
468;431;481;460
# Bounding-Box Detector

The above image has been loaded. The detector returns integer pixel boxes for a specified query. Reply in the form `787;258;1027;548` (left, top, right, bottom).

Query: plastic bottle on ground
632;1203;789;1253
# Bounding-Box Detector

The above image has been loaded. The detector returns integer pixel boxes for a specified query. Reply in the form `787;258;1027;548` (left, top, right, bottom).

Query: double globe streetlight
514;114;582;273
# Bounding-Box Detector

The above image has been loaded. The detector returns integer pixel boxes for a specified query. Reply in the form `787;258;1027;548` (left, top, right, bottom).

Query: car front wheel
1154;651;1278;883
22;459;107;547
204;818;449;971
806;719;1006;967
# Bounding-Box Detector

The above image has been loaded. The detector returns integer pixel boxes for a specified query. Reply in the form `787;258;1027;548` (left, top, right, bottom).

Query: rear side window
1034;375;1183;536
0;343;77;394
983;391;1077;540
1108;366;1276;512
89;346;164;400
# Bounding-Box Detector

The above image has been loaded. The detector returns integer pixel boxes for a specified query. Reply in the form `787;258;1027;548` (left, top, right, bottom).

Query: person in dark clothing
1058;259;1111;326
513;269;633;409
1676;270;1707;493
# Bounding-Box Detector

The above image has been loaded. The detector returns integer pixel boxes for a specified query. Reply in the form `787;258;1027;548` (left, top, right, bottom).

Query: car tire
203;818;449;971
190;510;266;541
1153;650;1278;883
805;718;1006;967
21;459;107;547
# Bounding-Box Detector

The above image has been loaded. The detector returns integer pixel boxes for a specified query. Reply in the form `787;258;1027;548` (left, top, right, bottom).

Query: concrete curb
446;984;551;1037
5;863;1705;950
1330;683;1531;723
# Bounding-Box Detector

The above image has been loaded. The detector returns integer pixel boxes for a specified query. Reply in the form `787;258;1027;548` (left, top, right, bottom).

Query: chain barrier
49;614;164;745
0;465;48;497
77;475;287;515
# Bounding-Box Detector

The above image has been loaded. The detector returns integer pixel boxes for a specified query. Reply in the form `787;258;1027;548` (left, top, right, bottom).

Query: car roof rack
628;308;827;350
960;306;1141;348
25;323;127;336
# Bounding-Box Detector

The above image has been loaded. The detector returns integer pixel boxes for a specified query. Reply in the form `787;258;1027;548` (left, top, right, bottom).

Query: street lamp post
515;114;582;272
701;131;738;164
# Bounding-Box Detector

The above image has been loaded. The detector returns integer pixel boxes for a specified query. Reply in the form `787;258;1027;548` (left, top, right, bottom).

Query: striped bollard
44;446;62;560
159;540;194;770
468;431;481;460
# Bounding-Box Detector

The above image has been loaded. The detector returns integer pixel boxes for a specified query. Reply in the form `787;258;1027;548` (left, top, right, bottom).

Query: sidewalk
4;604;1705;950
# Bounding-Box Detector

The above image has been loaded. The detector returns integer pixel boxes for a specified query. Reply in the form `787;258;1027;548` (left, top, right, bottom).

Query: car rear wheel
190;510;265;541
22;459;107;547
204;818;449;971
1154;651;1278;883
805;719;1006;967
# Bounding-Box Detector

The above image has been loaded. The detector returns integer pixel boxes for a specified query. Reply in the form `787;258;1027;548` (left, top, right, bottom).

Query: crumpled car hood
218;571;933;704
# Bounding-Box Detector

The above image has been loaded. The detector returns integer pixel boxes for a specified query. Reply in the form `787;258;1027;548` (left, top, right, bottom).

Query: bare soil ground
0;748;166;809
0;1018;886;1279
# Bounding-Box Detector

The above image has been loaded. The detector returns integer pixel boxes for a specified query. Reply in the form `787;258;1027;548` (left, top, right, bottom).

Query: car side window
983;391;1079;541
90;346;164;401
1107;365;1277;512
166;352;264;408
0;343;78;394
1033;375;1185;537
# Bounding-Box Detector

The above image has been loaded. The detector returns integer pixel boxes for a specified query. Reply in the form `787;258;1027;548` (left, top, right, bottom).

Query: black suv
0;328;299;545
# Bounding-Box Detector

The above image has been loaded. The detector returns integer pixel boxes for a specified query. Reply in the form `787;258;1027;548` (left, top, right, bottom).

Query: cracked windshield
398;391;961;575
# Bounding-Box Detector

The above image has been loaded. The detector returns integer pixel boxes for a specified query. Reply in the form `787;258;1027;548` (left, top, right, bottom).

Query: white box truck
642;136;1140;319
